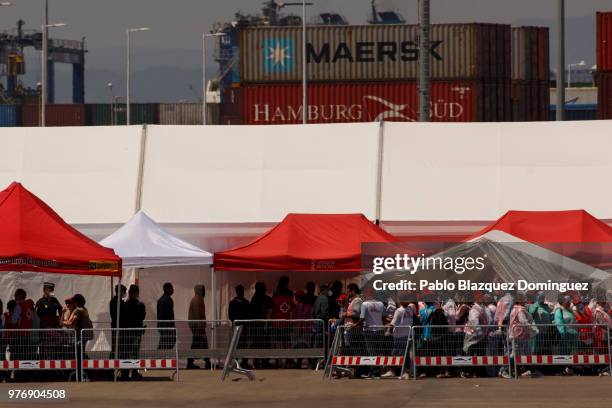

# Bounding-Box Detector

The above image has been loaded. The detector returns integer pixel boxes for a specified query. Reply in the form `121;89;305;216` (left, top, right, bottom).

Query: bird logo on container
264;38;294;74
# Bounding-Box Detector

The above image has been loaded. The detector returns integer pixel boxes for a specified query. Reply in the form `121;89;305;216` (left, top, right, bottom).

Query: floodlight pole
418;0;430;122
556;0;565;121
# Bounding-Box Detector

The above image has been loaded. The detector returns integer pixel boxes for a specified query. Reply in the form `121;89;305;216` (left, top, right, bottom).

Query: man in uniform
35;282;62;359
36;282;62;329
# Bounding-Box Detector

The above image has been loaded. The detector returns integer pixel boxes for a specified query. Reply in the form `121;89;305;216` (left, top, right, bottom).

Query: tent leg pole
114;273;122;381
211;267;216;321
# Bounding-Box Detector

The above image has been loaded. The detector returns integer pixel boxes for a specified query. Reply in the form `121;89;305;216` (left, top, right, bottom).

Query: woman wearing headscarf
528;292;553;356
554;294;579;374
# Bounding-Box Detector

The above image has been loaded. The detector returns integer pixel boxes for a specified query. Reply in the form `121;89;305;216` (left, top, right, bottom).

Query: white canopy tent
100;211;213;268
100;211;215;329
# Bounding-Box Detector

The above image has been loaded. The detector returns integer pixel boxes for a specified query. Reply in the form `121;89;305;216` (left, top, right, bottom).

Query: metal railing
80;328;178;382
0;329;78;381
326;325;411;379
412;324;511;378
231;319;326;360
510;323;612;377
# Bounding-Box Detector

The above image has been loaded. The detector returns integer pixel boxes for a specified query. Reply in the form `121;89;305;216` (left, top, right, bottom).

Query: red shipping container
21;104;85;127
597;12;612;72
511;80;550;121
227;81;511;125
598;71;612;119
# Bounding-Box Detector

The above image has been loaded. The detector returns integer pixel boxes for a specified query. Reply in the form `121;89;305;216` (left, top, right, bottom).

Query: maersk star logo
264;38;294;74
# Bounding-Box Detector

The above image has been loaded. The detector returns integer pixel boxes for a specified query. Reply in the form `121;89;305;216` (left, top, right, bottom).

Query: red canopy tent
468;210;612;270
215;213;399;272
0;182;121;276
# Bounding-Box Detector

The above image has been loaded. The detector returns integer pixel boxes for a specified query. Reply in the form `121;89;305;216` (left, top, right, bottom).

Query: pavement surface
1;370;612;408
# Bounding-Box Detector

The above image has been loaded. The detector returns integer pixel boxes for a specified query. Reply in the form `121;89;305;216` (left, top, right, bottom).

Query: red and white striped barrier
414;355;509;366
82;359;177;369
516;355;610;365
332;356;405;366
0;360;76;370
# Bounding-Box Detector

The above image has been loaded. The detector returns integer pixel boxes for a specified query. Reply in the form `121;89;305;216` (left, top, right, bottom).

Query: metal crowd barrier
143;320;233;363
80;328;178;381
511;323;612;377
325;325;411;379
0;329;78;379
232;319;326;360
412;325;511;378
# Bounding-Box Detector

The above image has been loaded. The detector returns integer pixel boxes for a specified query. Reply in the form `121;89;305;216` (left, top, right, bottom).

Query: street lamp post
280;2;313;124
568;60;586;88
41;22;66;127
126;27;150;125
556;0;565;121
108;82;114;125
202;32;226;125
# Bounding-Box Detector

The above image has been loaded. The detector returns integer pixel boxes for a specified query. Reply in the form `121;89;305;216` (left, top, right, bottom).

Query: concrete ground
1;370;612;408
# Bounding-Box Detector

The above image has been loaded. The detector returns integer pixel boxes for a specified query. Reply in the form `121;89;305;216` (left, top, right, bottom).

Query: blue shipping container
0;105;19;126
549;104;598;121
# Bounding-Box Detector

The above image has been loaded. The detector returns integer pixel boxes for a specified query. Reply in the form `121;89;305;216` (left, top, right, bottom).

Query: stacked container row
239;23;511;82
510;26;550;121
597;12;612;119
85;103;158;126
223;81;510;124
223;22;513;124
21;104;85;127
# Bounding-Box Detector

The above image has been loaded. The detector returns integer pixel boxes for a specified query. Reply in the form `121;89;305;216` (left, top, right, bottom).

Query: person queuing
228;285;250;322
304;282;317;307
554;295;579;375
36;282;62;329
313;283;331;322
187;284;210;370
382;293;413;379
249;282;273;369
12;289;36;362
157;282;176;350
125;285;146;380
61;294;93;380
109;284;127;361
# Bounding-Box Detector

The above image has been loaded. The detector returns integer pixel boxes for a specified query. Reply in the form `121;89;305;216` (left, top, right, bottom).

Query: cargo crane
368;0;406;25
0;20;86;104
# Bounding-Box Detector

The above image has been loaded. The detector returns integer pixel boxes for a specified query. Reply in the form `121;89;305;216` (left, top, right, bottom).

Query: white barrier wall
3;121;612;321
0;126;143;224
381;120;612;221
141;123;381;222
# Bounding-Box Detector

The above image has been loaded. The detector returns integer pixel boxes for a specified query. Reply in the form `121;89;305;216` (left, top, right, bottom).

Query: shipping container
597;12;612;72
511;80;550;121
511;27;549;81
549;104;597;121
21;104;85;127
85;103;158;126
239;23;511;83
223;80;512;125
159;103;203;125
0;105;19;126
598;71;612;119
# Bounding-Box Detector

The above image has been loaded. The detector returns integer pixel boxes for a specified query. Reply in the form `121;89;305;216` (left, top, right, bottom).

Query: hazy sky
0;0;610;102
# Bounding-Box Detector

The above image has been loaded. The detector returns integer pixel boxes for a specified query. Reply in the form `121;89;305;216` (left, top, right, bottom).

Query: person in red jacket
271;277;294;367
12;289;36;361
572;297;594;354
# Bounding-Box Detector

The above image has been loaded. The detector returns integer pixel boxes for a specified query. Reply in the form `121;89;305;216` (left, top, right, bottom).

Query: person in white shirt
357;293;385;378
382;294;413;379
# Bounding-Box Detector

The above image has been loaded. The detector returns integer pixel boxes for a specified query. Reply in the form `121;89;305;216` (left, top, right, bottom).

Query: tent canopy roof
214;213;399;272
0;182;120;276
470;210;612;269
472;210;612;243
100;211;213;268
